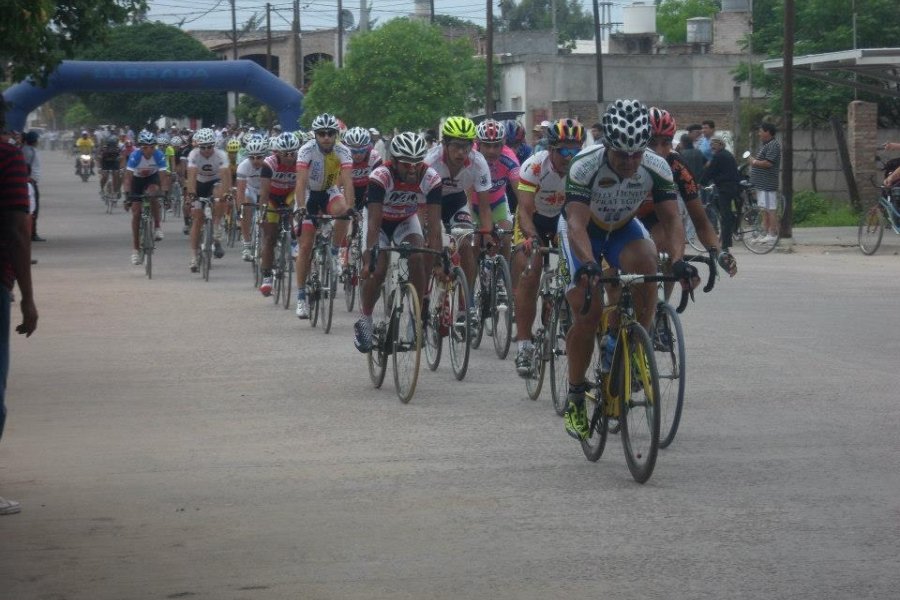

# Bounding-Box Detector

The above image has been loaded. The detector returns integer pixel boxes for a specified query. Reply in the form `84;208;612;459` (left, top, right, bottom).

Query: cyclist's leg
395;217;427;310
360;228;390;314
211;181;225;241
610;219;658;331
326;186;350;267
445;195;476;295
492;197;513;261
191;181;215;259
241;187;258;244
295;196;321;293
512;212;544;344
145;182;162;229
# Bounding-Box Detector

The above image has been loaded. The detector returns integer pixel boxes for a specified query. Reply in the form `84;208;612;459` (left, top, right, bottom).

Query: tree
655;0;720;44
737;0;900;127
497;0;594;47
432;15;484;31
302;19;488;132
234;96;277;129
76;22;227;127
1;0;146;85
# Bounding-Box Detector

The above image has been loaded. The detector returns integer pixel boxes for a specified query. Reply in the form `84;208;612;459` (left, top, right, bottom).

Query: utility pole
593;0;604;115
230;0;239;124
430;0;435;24
293;0;303;92
360;0;369;32
266;3;272;72
486;0;493;116
781;0;794;238
337;0;343;68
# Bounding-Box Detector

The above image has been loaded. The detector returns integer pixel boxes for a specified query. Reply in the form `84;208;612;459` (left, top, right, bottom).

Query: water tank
722;0;750;11
686;17;713;44
622;2;657;35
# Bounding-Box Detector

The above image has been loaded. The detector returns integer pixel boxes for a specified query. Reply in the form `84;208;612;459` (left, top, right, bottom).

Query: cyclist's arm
515;184;539;240
294;165;309;206
654;198;685;263
424;185;443;253
258;177;271;206
684;197;720;251
562;201;595;267
236;178;248;206
217;167;231;196
365;181;385;253
186;166;198;196
475;189;492;230
340;167;356;210
885;165;900;187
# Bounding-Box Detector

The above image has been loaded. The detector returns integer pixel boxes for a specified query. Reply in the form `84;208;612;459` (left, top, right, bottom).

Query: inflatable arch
2;60;303;131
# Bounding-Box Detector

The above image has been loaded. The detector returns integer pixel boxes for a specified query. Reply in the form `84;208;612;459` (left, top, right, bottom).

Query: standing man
0;113;39;515
370;128;387;162
749;122;782;242
21;131;44;242
697;120;716;162
700;136;741;252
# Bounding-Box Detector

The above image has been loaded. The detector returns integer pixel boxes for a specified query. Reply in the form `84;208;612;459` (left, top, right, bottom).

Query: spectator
533;120;551;152
424;129;438;150
0;109;39;516
370;128;387;160
590;122;603;145
749;122;782;242
677;133;706;181
700;135;741;252
697;119;715;162
21;132;44;242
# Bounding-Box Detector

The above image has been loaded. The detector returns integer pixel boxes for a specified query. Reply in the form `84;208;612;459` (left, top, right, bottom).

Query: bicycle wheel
858;203;887;255
323;254;337;334
273;242;284;305
491;256;513;359
653;302;685;449
470;267;487;349
143;217;154;280
344;265;357;312
549;296;572;417
368;320;388;389
251;223;262;287
524;334;546;400
392;283;422;403
283;234;294;310
581;334;608;461
741;206;779;254
618;323;661;484
424;276;443;372
227;204;240;248
309;262;321;328
201;220;213;281
448;266;471;381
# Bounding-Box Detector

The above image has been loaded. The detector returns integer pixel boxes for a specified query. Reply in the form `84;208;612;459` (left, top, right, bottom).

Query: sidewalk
790;226;860;247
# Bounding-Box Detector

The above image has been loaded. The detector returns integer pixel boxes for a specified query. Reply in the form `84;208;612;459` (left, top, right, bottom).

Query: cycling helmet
244;138;269;156
503;120;526;144
193;127;215;145
344;126;371;148
156;133;170;146
601;98;651;152
272;131;301;152
390;132;428;162
546;118;585;145
103;135;119;148
648;107;677;138
441;116;476;141
170;135;185;148
302;131;315;143
475;119;505;143
137;130;156;145
226;138;241;153
311;113;340;132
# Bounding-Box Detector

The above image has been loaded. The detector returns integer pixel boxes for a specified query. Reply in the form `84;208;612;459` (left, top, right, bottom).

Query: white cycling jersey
235;157;262;192
297;140;352;192
187;148;229;183
367;164;442;222
424;145;492;197
517;150;567;218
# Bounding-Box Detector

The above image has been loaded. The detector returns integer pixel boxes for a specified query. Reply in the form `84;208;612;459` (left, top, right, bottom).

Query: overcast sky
145;0;627;34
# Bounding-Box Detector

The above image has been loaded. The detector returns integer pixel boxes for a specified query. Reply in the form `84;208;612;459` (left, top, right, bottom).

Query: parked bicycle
858;185;900;255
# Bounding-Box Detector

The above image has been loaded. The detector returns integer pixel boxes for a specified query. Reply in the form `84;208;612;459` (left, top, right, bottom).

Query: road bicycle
576;267;693;484
224;188;241;248
195;196;214;282
367;243;451;404
342;212;363;312
242;202;263;288
168;177;183;224
471;227;514;359
127;193;165;280
423;224;473;381
267;205;296;309
100;169;119;214
306;213;352;333
858;186;900;255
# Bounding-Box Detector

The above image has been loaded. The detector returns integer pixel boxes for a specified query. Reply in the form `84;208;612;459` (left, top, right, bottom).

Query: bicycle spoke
619;323;661;484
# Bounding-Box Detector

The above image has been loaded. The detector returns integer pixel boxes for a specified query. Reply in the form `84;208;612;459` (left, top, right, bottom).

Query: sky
145;0;628;33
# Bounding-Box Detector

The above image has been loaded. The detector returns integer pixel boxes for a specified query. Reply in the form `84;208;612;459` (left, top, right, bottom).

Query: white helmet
390;132;428;162
271;132;300;152
156;133;170;146
193;127;216;146
311;113;340;132
170;135;185;147
244;138;269;156
343;127;371;148
601;99;651;153
137;130;156;145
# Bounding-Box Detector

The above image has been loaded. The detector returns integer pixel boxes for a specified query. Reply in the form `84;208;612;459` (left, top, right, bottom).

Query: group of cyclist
97;98;740;446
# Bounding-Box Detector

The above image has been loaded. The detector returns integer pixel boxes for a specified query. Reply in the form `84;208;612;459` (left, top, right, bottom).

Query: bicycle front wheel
344;265;357;312
143;219;154;280
618;323;661;484
524;335;546;400
654;302;685;449
392;283;422;403
283;234;294;310
448;266;471;381
491;256;513;359
741;206;779;254
201;220;212;281
549;296;572;417
470;267;486;349
368;321;388;389
323;256;336;334
858;204;887;255
424;277;443;372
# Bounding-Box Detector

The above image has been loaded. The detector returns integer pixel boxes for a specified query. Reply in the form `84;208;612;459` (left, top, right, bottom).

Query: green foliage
791;190;828;224
234;95;277;129
742;0;900;126
76;22;227;127
656;0;720;44
0;0;146;85
791;190;857;226
432;15;484;31
303;19;488;132
63;101;95;129
497;0;594;46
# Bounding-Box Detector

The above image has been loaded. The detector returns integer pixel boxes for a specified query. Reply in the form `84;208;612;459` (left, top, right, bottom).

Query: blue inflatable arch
2;60;303;131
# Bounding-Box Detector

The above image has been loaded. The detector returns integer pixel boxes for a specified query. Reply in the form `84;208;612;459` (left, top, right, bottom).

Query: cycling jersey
99;142;120;162
517;150;567;218
565;146;676;232
474;144;519;206
236;157;262;192
367;163;442;222
636;151;698;222
297;140;352;192
424;145;492;198
126;148;168;178
350;149;383;188
187;147;229;183
165;145;176;172
260;155;296;197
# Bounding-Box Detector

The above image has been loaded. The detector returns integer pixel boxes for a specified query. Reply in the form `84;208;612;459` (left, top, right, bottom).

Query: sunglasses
349;147;369;154
249;155;266;160
554;147;580;158
447;140;473;151
479;141;504;148
316;130;337;138
198;144;214;150
396;159;422;168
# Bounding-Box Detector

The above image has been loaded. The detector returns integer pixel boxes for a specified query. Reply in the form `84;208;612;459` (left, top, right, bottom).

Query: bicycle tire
858;204;887;255
654;302;685;449
273;240;283;305
470;267;486;349
344;265;357;312
491;255;513;359
448;266;471;381
580;333;608;461
368;321;388;389
309;258;321;328
201;220;212;282
323;254;336;334
619;323;661;484
524;334;546;400
392;283;422;403
143;217;154;280
549;296;572;417
739;205;779;254
251;222;262;288
283;233;294;310
424;276;443;372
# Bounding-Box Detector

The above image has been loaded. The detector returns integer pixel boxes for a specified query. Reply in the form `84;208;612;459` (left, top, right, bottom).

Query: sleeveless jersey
260;155;296;197
367;163;443;222
297;140;352;191
126;148;168;178
187;148;229;183
565;146;677;231
517;150;567;218
424;145;492;197
351;149;383;188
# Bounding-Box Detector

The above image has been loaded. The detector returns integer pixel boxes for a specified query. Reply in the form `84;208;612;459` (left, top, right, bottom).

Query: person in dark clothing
677;133;706;180
700;136;741;251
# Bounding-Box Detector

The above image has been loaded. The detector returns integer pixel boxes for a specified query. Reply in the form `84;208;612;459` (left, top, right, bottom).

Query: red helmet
648;107;677;138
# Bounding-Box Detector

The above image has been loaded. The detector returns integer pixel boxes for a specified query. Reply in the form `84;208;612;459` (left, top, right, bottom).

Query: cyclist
123;131;169;266
225;138;241;180
504;120;533;166
236;137;268;262
423;116;492;303
473;119;517;259
641;107;736;279
98;134;122;199
511;118;584;377
353;132;443;352
559;99;694;441
74;131;95;176
293;113;355;319
257;132;300;296
344;127;383;211
185;127;232;272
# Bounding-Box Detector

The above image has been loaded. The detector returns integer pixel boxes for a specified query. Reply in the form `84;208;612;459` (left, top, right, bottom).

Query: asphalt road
2;150;900;599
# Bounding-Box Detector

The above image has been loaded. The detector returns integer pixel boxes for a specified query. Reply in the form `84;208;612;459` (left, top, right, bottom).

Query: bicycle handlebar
683;253;717;293
369;244;452;276
579;270;693;316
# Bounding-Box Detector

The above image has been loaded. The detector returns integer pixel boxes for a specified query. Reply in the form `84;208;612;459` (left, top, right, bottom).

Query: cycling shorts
441;191;473;231
471;196;512;229
265;191;295;224
362;214;423;250
512;211;559;247
558;216;649;292
353;185;367;211
132;173;160;197
196;179;221;200
100;159;120;171
301;187;344;231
